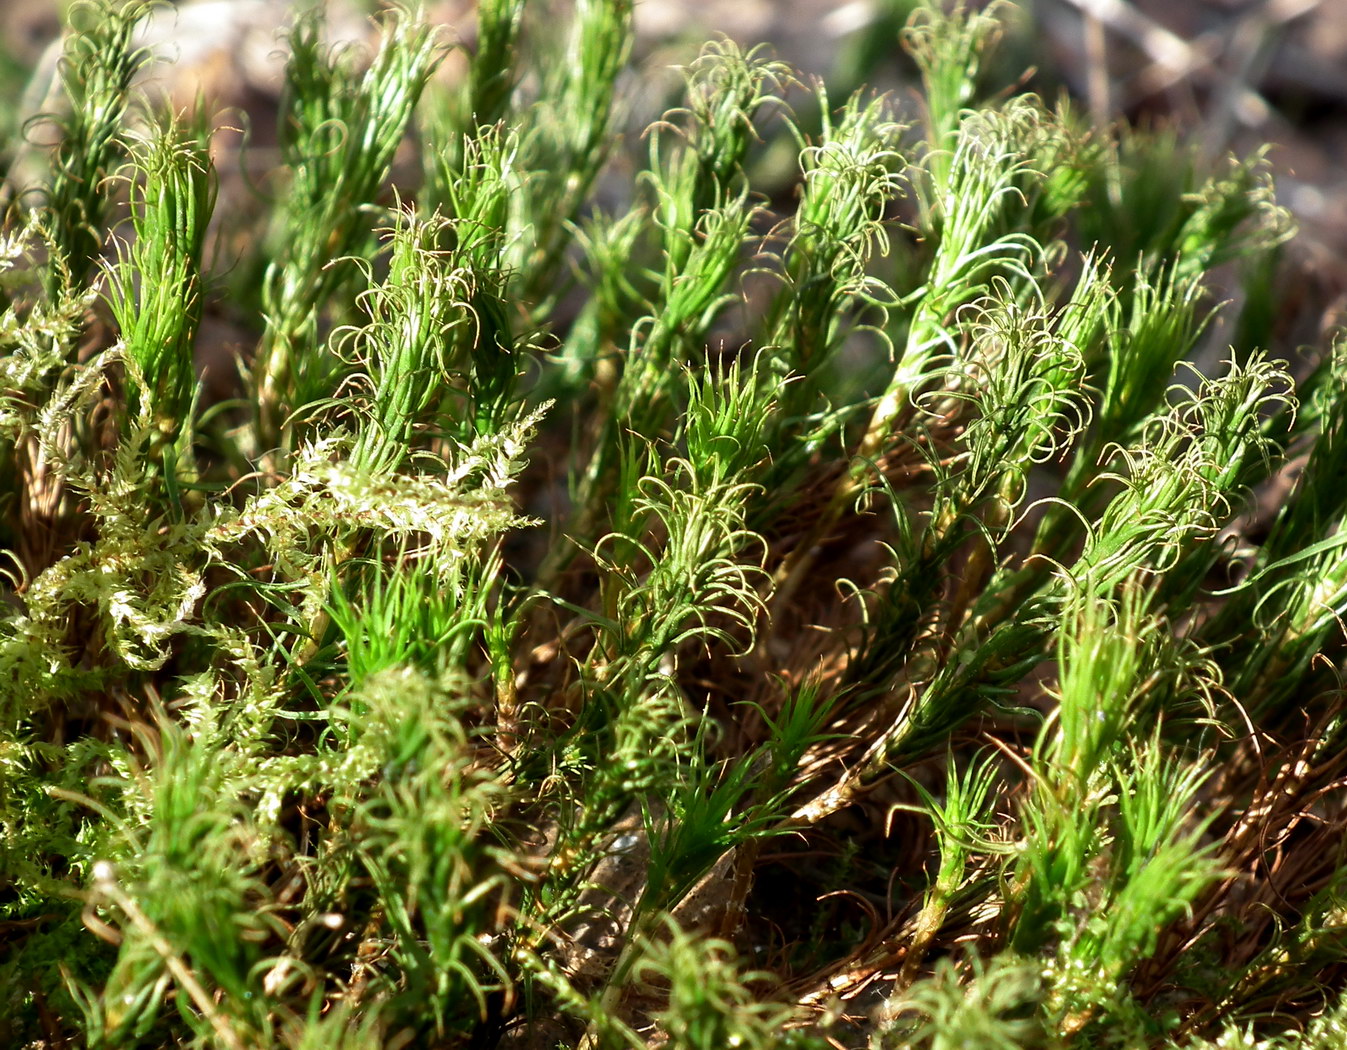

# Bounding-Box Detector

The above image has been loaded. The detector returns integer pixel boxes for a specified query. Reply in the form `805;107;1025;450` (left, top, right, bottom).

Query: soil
6;0;1341;328
3;0;1344;1041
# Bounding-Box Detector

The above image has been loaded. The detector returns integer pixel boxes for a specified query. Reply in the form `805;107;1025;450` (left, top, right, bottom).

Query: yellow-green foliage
1;2;1341;1048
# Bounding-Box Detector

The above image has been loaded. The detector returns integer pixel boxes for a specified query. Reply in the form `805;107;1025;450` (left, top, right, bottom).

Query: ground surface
2;2;1345;1044
6;0;1343;320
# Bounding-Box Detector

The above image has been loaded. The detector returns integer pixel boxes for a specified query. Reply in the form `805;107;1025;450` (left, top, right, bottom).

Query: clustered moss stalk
4;2;1347;1049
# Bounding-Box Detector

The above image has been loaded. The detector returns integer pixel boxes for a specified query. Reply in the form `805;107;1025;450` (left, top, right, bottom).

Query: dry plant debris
1;1;1346;1048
